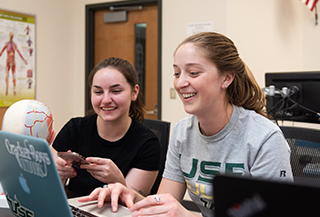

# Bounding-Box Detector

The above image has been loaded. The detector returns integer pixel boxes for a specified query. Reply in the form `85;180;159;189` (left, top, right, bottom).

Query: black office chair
280;126;320;181
142;119;171;195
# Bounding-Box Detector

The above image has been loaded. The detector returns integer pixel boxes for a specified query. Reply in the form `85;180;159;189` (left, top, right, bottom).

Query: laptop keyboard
70;204;98;217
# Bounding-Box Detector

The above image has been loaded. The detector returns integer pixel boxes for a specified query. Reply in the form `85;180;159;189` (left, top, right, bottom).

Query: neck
97;116;132;142
198;103;233;136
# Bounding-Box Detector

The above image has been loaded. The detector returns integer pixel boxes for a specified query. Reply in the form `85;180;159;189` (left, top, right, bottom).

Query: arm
157;178;186;202
14;44;27;64
0;43;7;56
250;129;293;180
125;168;158;196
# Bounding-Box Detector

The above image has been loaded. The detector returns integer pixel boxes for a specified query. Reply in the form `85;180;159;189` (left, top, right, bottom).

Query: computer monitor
265;71;320;124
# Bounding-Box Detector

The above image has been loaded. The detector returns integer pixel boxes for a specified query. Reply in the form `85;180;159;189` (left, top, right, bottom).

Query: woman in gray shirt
80;32;293;217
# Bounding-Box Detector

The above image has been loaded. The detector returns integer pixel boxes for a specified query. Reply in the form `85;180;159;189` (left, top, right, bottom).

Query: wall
0;0;111;132
161;0;320;130
1;0;320;133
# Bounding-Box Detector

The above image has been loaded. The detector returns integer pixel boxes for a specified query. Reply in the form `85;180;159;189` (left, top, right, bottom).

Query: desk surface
0;208;15;217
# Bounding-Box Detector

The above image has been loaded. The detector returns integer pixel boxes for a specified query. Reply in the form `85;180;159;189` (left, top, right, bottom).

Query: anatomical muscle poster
0;9;35;107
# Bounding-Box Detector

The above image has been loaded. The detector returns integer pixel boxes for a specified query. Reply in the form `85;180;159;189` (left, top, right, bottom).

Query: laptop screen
0;130;73;217
213;175;320;217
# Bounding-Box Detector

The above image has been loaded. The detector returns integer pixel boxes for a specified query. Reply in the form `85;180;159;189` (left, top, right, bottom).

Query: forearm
113;171;126;186
125;169;158;196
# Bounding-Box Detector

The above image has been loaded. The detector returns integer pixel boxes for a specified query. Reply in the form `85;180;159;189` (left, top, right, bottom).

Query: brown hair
175;32;267;117
88;57;145;122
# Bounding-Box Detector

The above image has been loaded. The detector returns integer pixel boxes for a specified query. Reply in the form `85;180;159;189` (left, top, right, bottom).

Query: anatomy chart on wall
0;9;35;107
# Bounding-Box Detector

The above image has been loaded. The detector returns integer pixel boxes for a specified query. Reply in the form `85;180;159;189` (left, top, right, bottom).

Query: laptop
213;174;320;217
0;130;131;217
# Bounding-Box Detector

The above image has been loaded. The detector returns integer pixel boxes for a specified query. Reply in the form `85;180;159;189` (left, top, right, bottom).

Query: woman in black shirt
51;57;160;197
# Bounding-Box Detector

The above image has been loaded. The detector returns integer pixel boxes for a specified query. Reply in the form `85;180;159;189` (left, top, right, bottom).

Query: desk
0;195;13;216
0;208;15;217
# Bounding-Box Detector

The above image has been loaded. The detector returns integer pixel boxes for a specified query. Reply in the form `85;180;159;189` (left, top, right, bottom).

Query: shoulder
131;119;159;141
68;114;96;125
234;106;285;143
129;120;161;153
61;114;97;132
170;115;199;144
171;115;199;138
236;106;279;131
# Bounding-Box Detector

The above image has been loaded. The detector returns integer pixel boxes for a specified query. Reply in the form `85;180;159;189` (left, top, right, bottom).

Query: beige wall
2;0;320;132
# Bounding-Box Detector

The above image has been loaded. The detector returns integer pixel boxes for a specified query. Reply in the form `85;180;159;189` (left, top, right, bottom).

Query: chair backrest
142;119;171;194
280;126;320;180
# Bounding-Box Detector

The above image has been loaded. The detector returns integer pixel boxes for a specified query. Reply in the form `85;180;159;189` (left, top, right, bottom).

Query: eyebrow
92;84;121;89
173;63;203;68
110;84;121;88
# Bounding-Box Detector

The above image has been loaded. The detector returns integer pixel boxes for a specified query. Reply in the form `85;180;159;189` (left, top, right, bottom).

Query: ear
222;71;235;89
131;84;139;101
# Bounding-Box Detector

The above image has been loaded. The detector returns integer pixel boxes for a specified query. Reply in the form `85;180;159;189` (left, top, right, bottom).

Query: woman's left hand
130;193;200;217
80;157;126;185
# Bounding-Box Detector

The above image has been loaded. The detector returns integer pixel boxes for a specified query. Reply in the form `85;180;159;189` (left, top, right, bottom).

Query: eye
93;90;103;95
112;89;122;93
189;71;200;77
173;72;180;78
92;86;103;95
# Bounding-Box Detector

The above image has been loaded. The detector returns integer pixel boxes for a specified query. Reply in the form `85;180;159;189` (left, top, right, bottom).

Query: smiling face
91;67;139;124
173;43;230;117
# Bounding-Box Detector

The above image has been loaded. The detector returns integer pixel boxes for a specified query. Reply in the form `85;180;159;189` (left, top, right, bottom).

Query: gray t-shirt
163;105;293;217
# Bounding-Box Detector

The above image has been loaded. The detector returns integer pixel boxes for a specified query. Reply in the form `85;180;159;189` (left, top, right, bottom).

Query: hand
78;183;139;212
80;157;125;185
55;150;77;184
130;194;199;217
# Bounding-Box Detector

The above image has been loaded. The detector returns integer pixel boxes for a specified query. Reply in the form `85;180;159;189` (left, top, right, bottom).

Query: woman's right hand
78;183;143;212
55;153;77;184
50;147;77;184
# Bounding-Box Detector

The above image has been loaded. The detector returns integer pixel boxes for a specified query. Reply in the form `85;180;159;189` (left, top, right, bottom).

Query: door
86;1;161;120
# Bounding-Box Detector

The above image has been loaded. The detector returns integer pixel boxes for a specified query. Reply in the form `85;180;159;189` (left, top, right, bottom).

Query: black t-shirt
52;114;161;196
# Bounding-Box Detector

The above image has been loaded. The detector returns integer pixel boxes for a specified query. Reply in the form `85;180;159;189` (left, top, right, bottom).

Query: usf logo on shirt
181;157;245;209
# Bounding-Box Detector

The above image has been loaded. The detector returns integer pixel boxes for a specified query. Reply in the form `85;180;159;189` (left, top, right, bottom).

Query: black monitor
265;71;320;124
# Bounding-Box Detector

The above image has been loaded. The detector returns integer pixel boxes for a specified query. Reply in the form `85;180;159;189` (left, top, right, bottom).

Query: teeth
182;93;196;98
102;107;116;111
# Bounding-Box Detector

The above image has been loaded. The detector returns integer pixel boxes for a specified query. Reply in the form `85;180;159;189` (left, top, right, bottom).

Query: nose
174;72;189;89
102;93;112;104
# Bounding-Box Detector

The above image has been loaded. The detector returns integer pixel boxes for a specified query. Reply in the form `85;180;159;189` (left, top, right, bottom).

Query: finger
78;188;101;202
86;157;112;166
110;185;120;212
56;157;67;166
132;206;167;217
131;195;161;212
121;194;134;210
57;164;76;178
85;157;99;163
97;186;110;207
80;163;91;170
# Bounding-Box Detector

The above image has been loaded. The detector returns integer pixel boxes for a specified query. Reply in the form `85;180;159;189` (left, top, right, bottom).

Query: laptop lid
213;175;320;217
0;130;73;217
